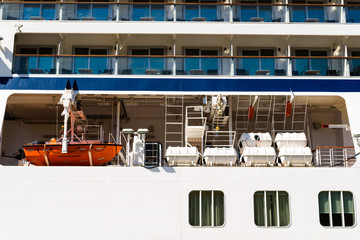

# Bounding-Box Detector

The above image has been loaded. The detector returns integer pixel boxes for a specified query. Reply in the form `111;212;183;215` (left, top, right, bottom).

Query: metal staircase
165;96;184;150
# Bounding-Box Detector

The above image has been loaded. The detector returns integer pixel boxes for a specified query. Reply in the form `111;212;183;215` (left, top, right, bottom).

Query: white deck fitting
186;126;206;141
275;132;308;149
278;147;313;166
238;132;273;154
203;147;237;166
241;146;277;166
165;146;199;166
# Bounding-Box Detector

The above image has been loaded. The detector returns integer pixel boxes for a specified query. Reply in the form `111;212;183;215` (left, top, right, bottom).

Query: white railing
81;125;104;142
313;146;356;167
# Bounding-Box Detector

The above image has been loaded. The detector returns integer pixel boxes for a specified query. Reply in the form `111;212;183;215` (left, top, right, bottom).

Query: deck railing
313;146;356;167
1;2;359;23
12;54;355;76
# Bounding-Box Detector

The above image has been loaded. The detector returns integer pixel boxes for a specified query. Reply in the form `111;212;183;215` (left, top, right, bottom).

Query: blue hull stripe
0;77;359;92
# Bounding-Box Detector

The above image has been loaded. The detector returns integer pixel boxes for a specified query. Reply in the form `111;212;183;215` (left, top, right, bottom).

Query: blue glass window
185;5;199;20
131;48;165;74
23;4;41;20
346;3;360;23
241;5;257;21
184;0;219;21
74;48;90;73
291;5;306;22
90;49;108;74
132;0;165;21
236;0;272;22
240;49;274;75
42;4;56;20
310;51;327;75
259;5;272;22
185;49;218;74
294;50;309;75
151;5;165;21
294;50;327;76
201;50;218;73
77;4;91;19
307;5;324;22
18;48;54;74
74;48;108;74
242;50;259;75
92;4;109;21
290;0;325;22
201;5;217;21
350;51;360;76
133;5;150;20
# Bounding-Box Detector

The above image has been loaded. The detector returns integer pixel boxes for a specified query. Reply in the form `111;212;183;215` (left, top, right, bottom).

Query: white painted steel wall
2;21;360;36
0;167;358;239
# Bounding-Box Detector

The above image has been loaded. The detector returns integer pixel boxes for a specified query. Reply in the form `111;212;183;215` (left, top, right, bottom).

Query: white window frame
253;190;291;228
188;190;226;228
318;190;356;228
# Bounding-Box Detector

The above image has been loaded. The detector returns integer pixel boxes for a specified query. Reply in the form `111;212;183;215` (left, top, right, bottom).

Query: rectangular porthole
254;191;290;227
318;191;355;227
189;190;224;227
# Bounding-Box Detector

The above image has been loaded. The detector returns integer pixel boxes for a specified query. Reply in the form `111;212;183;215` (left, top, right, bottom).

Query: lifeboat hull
23;144;123;166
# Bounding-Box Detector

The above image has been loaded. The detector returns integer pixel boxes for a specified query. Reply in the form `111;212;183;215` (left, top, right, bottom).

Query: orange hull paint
23;144;123;166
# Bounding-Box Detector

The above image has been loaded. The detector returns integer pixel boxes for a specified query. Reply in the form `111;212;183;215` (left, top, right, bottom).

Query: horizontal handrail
12;54;359;59
2;1;360;6
314;146;354;150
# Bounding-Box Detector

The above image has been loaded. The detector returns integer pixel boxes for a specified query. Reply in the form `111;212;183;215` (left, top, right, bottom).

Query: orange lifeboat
23;142;122;166
23;80;123;166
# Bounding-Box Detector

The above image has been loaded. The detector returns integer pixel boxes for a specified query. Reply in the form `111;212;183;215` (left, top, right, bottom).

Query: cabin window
290;0;326;22
346;2;360;23
73;47;110;74
184;48;219;75
253;191;290;227
129;47;166;74
349;51;360;76
293;49;328;76
189;190;225;227
15;47;55;74
132;0;165;21
318;191;355;227
233;0;272;22
181;0;219;21
238;49;275;75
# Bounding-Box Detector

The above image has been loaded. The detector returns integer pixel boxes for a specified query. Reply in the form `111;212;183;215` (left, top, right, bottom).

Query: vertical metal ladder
272;95;288;137
291;97;308;131
254;95;273;131
165;96;184;150
235;96;252;135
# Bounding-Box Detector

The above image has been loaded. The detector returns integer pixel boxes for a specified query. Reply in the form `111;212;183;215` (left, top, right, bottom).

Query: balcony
0;1;357;23
289;3;340;23
11;54;352;77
